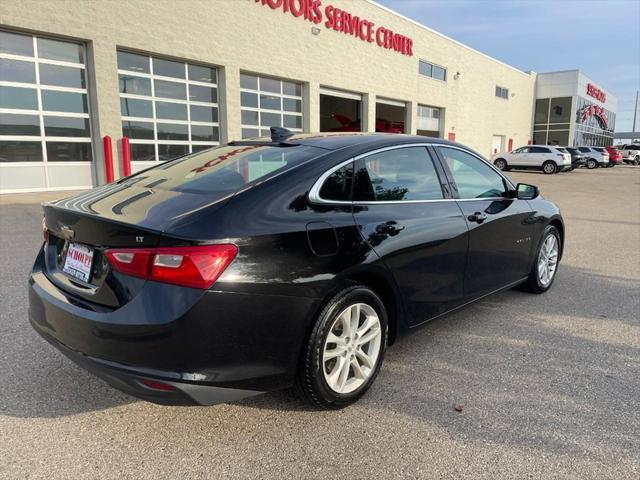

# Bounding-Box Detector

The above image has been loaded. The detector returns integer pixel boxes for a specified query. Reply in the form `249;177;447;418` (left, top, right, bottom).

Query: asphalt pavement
1;166;638;479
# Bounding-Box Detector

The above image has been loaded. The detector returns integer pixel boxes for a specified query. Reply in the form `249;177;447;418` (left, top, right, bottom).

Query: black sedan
29;128;564;409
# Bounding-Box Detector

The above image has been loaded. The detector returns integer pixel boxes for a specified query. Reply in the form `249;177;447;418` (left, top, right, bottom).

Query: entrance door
491;135;504;156
436;146;535;299
351;145;468;325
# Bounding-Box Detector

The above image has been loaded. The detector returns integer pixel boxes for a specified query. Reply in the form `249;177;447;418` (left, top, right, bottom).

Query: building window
117;50;220;162
416;105;442;137
495;86;509;99
240;73;303;139
418;60;447;82
0;30;92;163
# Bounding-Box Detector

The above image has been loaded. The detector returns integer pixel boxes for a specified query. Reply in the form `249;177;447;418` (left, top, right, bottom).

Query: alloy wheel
587;159;597;169
537;234;559;287
543;162;556;174
322;303;382;394
495;159;507;171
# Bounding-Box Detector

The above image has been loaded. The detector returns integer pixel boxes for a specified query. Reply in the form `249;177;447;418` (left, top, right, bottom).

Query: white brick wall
0;0;536;182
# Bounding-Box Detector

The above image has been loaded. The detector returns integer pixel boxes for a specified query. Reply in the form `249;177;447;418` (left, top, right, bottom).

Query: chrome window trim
308;142;515;206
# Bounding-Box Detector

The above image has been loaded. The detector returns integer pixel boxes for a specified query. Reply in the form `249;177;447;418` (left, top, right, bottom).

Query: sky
378;0;640;132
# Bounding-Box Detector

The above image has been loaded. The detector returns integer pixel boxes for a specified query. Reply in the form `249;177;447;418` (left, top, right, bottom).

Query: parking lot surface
1;167;639;479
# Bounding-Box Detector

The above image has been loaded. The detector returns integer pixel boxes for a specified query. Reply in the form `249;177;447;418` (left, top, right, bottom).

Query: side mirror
516;183;539;200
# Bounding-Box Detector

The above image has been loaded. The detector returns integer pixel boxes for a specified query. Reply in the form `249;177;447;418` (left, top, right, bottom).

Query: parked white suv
491;145;572;174
576;147;610;169
617;144;640;165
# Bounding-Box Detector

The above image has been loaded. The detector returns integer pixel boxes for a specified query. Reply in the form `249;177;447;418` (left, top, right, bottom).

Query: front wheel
296;285;387;409
521;225;561;293
494;158;508;171
586;158;598;169
542;161;557;174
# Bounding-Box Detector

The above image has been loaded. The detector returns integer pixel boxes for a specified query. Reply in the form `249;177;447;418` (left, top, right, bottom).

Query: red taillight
139;379;177;391
105;244;237;289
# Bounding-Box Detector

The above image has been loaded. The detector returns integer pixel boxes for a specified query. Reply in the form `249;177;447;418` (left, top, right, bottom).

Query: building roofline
366;0;534;77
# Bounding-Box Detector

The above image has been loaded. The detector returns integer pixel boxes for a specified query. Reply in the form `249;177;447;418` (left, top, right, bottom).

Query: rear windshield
120;144;325;195
555;148;568;153
593;147;606;153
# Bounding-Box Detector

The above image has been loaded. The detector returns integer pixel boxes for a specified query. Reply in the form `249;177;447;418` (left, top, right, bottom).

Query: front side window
240;73;303;139
513;147;529;154
0;30;92;163
117;50;220;162
353;147;443;202
438;147;506;199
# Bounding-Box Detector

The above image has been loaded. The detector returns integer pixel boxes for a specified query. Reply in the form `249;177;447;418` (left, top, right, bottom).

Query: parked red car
605;146;624;166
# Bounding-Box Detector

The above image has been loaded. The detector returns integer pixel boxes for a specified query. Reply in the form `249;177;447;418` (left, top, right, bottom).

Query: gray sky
378;0;640;131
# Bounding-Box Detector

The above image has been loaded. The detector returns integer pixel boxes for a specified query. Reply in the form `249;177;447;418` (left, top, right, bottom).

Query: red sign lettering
255;0;413;56
586;83;606;103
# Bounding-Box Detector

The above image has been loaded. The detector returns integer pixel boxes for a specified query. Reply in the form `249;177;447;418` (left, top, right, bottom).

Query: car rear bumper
28;247;317;405
31;323;263;405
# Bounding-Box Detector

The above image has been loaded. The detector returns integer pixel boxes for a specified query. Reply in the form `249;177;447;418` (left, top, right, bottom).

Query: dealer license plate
62;242;94;283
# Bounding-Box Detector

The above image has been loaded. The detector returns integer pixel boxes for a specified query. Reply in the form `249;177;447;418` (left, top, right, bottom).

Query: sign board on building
254;0;414;56
586;83;606;103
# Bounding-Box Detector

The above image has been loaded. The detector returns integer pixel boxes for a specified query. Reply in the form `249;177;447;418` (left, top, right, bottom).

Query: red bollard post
122;137;132;177
103;135;115;183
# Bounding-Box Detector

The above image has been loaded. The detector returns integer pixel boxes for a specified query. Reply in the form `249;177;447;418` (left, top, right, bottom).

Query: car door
510;147;529;166
435;146;535;300
351;145;469;326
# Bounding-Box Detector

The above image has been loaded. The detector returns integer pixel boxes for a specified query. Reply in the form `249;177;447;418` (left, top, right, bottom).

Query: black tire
296;285;388;409
586;158;598;169
520;225;561;294
633;156;639;166
494;158;508;171
542;161;557;174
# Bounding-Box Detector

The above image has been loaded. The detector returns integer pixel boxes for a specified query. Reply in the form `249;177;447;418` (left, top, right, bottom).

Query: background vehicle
491;145;572;174
577;147;609;169
565;147;587;170
617;144;640;165
604;146;623;166
29;129;564;409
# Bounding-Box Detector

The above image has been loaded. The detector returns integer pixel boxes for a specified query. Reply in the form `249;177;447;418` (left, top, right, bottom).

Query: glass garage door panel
0;29;93;192
117;50;220;163
240;73;303;139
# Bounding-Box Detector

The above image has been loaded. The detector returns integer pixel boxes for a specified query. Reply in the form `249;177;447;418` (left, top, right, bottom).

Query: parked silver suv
577;147;610;169
617;144;640;165
491;145;572;174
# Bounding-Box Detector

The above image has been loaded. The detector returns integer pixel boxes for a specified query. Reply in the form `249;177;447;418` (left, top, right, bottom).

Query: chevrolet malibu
29;128;564;409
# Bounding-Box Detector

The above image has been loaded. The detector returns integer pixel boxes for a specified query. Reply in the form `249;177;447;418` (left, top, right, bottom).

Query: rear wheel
586;158;598;169
542;161;557;174
296;285;387;409
633;156;639;166
521;225;560;293
494;158;508;171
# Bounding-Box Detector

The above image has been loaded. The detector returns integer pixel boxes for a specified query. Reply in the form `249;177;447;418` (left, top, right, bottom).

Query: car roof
279;132;461;151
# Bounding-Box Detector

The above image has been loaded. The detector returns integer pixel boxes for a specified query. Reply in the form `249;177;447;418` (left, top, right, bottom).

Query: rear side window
353;147;443;201
120;144;324;195
555;148;568;153
593;147;605;153
578;147;591;153
319;163;353;201
531;146;551;153
438;147;506;199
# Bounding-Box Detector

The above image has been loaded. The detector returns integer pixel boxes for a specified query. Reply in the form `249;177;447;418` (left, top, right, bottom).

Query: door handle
376;221;405;235
467;212;487;224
